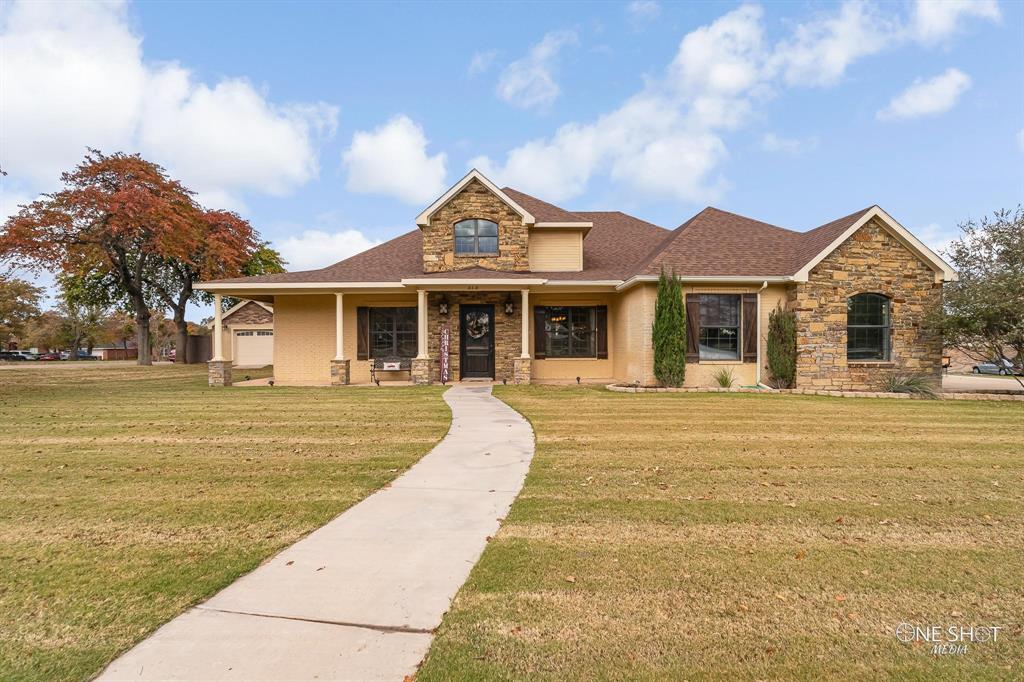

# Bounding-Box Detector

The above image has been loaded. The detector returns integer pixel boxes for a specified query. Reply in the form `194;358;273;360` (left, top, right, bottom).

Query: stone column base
208;360;232;387
330;359;350;386
411;357;433;385
513;357;532;385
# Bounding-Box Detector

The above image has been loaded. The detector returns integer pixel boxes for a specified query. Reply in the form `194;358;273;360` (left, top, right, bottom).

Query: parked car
972;358;1022;375
8;350;38;360
38;352;61;361
0;351;27;361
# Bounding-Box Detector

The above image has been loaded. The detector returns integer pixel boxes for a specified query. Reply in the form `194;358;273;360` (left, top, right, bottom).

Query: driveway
98;384;534;681
943;373;1024;393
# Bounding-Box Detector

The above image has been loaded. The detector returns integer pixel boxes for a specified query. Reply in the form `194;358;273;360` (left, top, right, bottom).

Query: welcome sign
439;325;451;384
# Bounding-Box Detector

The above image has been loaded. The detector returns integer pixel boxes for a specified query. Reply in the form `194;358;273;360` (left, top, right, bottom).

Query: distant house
209;300;274;368
90;346;138;361
198;169;956;388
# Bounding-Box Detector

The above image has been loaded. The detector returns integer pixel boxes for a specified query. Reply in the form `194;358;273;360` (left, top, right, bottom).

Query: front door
459;304;495;379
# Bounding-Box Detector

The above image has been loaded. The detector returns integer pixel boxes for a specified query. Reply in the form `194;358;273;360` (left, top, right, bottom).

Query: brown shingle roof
637;207;803;277
501;187;590;223
635;205;876;278
203;182;878;286
789;206;874;272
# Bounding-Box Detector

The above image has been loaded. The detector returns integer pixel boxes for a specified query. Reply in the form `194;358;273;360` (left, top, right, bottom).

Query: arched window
847;293;890;360
454;219;498;255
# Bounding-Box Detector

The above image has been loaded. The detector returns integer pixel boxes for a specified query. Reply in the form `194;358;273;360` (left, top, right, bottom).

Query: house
211;300;274;368
90;346;138;361
198;170;956;389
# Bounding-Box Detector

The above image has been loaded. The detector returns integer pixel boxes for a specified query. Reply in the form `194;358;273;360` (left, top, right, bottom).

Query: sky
1;0;1022;320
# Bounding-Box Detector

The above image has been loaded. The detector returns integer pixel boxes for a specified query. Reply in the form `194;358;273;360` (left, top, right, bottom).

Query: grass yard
0;364;449;682
420;386;1023;680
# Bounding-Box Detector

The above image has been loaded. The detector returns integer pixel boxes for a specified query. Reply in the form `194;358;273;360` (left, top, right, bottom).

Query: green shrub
766;305;797;388
653;268;686;387
880;373;939;398
712;367;735;388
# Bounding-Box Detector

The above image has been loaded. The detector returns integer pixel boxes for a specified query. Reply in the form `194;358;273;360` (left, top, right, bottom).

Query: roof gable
415;169;535;227
792;206;957;282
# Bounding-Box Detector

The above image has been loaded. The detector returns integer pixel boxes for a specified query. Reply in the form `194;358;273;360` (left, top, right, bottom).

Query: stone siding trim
790;219;942;391
426;292;524;384
223;301;273;326
330;359;350;386
208;360;232;387
605;384;1023;401
421;178;529;273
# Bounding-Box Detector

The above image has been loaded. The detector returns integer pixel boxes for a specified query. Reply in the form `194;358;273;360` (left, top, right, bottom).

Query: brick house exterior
200;170;956;389
790;219;943;390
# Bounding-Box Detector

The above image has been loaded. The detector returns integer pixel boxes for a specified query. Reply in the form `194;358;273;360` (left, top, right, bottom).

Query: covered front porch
206;283;617;387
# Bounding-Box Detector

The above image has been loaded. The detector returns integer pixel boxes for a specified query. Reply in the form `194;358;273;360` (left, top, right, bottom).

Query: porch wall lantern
504;294;515;316
438;296;449;316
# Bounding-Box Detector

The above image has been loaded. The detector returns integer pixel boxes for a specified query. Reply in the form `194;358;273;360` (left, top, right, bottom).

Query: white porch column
212;293;224;360
520;289;531;358
416;289;428;359
334;292;345;360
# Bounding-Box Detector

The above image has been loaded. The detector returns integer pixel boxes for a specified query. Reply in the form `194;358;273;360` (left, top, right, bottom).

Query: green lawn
0;364;449;682
420;386;1023;680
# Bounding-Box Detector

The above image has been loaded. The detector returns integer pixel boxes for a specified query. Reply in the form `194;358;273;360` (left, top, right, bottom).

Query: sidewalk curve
98;384;534;681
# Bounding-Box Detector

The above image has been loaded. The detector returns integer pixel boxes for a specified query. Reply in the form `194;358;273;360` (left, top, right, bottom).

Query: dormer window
454;219;498;256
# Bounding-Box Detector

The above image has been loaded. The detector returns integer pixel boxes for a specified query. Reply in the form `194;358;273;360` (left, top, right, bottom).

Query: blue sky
1;0;1022;318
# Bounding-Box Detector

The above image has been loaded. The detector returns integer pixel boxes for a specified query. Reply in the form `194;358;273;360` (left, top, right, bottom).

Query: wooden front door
459;304;495;379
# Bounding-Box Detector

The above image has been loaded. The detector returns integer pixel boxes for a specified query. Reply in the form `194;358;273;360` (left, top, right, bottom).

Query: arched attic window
454;219;498;256
847;293;891;361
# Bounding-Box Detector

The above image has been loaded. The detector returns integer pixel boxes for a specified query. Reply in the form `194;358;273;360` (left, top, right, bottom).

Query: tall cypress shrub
766;305;797;387
653;268;686;387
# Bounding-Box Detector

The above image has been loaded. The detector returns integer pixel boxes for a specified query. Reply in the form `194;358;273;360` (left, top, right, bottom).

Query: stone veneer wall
222;301;273;326
425;292;524;382
790;219;942;390
422;179;529;273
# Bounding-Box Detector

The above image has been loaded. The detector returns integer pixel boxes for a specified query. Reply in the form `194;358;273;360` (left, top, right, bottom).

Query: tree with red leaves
1;150;199;364
1;150;271;365
146;209;260;363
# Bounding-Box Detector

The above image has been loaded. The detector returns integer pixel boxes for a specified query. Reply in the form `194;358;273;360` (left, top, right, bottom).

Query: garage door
234;329;273;366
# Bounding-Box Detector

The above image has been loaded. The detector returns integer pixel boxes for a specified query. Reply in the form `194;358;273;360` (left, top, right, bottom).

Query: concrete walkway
99;384;534;681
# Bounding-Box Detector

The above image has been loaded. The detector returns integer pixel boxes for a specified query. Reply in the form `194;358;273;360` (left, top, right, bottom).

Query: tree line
0;150;284;364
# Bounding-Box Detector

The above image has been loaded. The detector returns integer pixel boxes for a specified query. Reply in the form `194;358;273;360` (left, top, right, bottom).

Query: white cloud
877;68;971;120
468;50;497;76
342;115;448;205
0;0;336;205
911;0;1000;44
0;184;34;224
627;1;661;26
476;5;765;203
916;222;958;257
760;133;819;155
276;228;382;271
769;1;896;88
475;1;995;205
497;30;579;109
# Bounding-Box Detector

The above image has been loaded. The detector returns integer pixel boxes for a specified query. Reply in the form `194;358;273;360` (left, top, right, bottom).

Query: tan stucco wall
530;292;615;380
528;230;583;272
344;293;419;384
612;283;657;385
272;294;335;384
268;284;788;387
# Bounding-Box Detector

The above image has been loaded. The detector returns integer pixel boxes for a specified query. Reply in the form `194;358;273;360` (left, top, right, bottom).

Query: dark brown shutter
595;306;608;359
533;306;547;359
357;307;369;360
742;294;757;363
685;294;700;363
